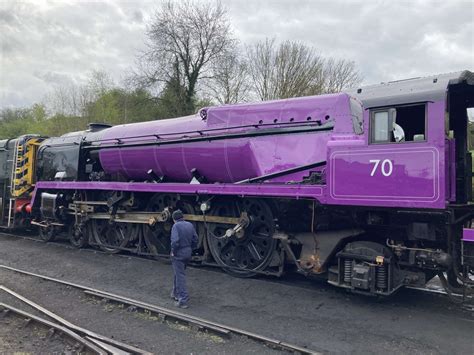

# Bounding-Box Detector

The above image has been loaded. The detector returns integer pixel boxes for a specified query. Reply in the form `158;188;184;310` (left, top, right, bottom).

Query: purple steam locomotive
23;71;474;296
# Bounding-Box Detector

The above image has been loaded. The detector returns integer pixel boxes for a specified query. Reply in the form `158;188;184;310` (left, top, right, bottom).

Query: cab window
370;104;426;144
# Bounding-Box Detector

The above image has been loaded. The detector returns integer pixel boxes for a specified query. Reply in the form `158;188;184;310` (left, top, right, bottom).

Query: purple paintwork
329;147;440;202
462;228;474;242
325;100;447;209
34;180;324;202
98;94;354;183
32;94;451;210
445;138;456;202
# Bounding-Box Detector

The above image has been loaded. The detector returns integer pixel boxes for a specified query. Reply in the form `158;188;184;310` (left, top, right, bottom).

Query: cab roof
346;70;474;108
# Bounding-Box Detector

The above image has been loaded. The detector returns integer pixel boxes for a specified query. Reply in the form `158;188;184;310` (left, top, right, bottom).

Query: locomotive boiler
94;93;351;184
5;70;474;297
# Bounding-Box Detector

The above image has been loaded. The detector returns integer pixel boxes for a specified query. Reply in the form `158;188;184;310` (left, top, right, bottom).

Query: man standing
170;209;198;309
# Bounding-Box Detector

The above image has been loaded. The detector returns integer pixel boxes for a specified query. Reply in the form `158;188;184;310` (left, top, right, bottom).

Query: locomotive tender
1;71;473;297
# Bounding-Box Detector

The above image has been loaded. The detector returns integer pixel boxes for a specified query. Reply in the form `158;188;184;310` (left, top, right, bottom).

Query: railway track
0;303;106;354
1;230;470;302
1;229;473;353
0;284;152;355
0;264;320;355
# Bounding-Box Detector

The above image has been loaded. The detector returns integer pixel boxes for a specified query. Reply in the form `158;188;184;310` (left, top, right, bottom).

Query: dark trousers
172;256;190;305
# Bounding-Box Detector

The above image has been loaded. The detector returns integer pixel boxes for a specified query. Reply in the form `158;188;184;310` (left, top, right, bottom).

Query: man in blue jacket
170;209;198;309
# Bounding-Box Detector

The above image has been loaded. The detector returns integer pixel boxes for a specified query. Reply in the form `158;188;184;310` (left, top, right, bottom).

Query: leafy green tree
0;67;214;140
156;75;191;118
85;89;122;125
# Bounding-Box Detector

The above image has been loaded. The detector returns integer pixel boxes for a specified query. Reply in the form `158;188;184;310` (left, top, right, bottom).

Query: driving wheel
206;198;276;277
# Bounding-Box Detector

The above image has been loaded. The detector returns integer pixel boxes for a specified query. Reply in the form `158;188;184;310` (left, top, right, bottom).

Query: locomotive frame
2;71;474;298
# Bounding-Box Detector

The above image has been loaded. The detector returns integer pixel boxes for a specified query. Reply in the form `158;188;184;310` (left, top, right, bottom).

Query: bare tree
87;70;115;97
245;38;276;101
135;0;235;114
246;39;325;100
43;70;114;117
207;51;250;104
274;41;326;99
43;84;84;117
247;38;362;100
323;58;362;93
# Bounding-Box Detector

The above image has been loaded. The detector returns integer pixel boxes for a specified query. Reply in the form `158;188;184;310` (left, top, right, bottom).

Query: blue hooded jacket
171;219;198;259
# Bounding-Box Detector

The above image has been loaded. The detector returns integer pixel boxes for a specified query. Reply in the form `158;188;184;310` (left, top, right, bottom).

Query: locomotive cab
344;70;474;208
328;71;474;295
446;72;474;204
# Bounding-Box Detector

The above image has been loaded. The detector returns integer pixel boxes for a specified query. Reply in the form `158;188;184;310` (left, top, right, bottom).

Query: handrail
84;124;334;150
87;119;332;145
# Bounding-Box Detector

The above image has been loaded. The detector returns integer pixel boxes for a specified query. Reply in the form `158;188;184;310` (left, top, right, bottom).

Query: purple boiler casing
33;81;455;211
98;93;355;184
96;94;448;209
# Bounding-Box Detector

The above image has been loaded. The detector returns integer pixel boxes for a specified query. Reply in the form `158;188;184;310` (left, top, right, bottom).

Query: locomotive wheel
90;219;138;254
38;225;57;242
206;199;277;277
68;222;89;249
143;194;197;258
143;194;176;258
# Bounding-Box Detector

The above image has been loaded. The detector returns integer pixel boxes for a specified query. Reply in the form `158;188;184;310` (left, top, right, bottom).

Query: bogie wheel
68;222;89;249
38;225;57;242
143;194;197;259
206;198;277;277
90;219;139;254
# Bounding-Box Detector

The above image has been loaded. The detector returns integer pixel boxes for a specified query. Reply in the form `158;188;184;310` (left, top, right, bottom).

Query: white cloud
0;0;472;108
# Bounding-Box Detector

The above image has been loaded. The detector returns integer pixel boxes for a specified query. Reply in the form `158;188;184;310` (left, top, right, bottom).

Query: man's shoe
170;295;178;301
174;301;189;309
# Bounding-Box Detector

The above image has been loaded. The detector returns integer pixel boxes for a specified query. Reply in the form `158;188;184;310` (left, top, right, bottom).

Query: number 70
369;159;393;177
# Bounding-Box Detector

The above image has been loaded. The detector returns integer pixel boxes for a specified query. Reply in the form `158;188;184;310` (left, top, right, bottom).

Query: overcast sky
0;0;473;108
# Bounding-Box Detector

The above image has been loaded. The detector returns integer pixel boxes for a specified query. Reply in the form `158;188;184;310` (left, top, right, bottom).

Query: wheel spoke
143;194;197;258
69;222;88;248
117;227;126;242
220;240;234;261
207;198;276;277
92;219;135;254
247;241;262;261
231;246;243;265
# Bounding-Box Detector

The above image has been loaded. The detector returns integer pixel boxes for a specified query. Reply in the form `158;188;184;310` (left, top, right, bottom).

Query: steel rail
0;231;175;260
0;230;285;275
0;264;320;355
86;337;131;355
83;290;317;354
0;285;152;355
83;290;229;336
406;285;472;298
0;302;106;355
1;230;471;298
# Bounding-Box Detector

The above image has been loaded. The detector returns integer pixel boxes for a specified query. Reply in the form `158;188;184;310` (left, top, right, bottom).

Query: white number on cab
369;159;393;177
